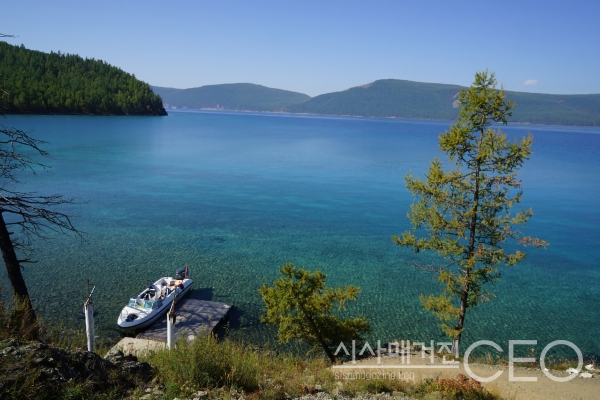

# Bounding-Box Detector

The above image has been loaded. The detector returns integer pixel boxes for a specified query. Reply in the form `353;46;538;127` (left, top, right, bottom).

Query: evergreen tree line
0;42;166;116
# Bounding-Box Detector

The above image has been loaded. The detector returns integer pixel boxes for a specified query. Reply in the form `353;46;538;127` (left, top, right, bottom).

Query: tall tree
393;71;547;354
259;263;370;363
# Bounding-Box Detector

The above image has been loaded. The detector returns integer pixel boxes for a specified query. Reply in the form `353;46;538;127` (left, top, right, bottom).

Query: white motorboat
117;266;193;330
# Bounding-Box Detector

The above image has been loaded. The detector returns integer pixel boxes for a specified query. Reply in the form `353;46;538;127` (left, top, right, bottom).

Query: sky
2;0;599;97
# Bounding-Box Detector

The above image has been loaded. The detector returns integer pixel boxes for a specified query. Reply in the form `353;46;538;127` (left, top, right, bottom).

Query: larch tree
259;263;370;363
393;71;547;355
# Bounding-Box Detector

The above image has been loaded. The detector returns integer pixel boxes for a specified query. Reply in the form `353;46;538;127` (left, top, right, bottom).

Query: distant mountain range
151;83;310;112
153;80;600;126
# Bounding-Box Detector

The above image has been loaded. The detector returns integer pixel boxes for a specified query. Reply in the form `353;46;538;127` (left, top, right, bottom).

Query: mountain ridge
154;79;600;126
152;83;310;112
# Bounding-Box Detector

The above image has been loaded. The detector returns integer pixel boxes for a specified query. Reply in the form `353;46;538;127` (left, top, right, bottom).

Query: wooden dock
136;290;233;343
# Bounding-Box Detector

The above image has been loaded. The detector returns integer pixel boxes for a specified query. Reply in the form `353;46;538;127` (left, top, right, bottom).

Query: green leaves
258;263;370;362
394;71;547;346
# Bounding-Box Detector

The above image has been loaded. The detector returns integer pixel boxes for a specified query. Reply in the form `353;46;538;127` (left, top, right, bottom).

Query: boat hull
117;278;193;330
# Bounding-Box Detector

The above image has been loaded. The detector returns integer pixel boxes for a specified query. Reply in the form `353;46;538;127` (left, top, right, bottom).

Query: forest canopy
0;41;166;116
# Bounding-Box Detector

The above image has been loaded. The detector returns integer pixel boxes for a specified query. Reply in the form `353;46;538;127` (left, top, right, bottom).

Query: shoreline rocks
0;338;154;397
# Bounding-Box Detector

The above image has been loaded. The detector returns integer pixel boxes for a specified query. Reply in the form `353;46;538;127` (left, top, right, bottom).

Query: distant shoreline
7;108;599;129
4;111;167;117
165;107;600;129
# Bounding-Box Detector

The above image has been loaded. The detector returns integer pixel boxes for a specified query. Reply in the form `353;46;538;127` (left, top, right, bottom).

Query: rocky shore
0;338;153;398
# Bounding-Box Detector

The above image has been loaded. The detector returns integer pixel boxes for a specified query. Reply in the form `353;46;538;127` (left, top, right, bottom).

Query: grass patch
142;335;504;399
142;335;333;398
418;374;498;400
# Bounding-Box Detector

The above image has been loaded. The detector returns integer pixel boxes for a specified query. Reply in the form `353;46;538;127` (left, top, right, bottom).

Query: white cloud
524;79;539;86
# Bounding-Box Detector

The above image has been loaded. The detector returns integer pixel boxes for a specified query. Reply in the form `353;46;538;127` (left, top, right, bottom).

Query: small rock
139;395;153;400
1;346;19;356
105;348;125;363
32;356;46;365
194;391;208;398
152;390;164;396
580;372;593;378
585;364;596;371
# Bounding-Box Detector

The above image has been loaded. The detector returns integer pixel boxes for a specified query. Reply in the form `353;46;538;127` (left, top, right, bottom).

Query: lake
1;111;599;358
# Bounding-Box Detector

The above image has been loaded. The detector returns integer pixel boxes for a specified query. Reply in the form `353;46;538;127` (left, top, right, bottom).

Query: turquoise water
1;111;599;359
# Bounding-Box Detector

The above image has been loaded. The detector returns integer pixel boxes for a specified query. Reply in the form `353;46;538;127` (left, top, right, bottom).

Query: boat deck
135;289;233;343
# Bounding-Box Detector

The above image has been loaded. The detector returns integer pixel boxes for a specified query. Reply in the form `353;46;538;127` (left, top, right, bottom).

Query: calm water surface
1;111;599;358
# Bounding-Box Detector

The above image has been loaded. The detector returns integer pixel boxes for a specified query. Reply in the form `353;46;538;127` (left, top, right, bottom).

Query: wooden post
84;282;96;352
167;287;177;350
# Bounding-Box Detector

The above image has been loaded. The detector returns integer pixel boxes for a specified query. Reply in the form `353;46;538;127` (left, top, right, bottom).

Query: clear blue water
1;111;599;359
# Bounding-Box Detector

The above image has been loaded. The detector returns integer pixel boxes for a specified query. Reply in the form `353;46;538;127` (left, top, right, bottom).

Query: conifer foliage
259;263;370;363
0;41;166;115
393;71;547;354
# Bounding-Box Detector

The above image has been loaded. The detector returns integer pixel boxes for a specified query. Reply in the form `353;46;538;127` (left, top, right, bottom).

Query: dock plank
137;292;233;343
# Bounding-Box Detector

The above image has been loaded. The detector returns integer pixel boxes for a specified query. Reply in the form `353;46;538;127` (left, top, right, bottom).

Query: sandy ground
339;352;600;400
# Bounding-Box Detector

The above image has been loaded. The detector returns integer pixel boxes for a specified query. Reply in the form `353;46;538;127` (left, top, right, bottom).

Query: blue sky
2;0;599;97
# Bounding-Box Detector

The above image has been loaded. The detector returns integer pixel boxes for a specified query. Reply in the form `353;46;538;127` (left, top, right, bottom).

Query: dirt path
338;354;599;399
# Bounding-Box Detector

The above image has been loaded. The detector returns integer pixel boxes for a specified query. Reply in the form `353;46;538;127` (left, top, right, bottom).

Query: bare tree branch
0;79;82;325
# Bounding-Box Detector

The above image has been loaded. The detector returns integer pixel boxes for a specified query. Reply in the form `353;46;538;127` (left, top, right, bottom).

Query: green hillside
157;79;599;126
288;79;461;120
288;79;600;126
0;41;166;115
152;83;310;112
506;91;600;126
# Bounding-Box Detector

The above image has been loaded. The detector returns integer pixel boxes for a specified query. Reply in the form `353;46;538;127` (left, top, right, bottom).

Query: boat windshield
129;298;150;309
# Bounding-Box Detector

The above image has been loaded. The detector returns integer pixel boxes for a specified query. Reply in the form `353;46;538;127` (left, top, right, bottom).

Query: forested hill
287;79;600;126
288;79;461;120
0;42;167;116
154;79;600;126
152;83;310;112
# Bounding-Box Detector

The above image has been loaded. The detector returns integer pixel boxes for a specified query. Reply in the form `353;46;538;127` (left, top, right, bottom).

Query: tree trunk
0;211;36;324
452;279;470;356
452;157;481;356
295;298;336;363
